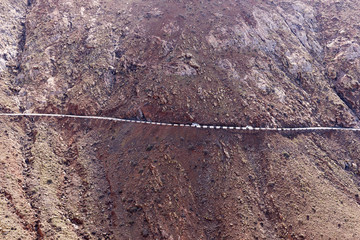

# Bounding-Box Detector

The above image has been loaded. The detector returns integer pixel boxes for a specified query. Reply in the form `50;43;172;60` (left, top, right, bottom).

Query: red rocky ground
1;0;360;239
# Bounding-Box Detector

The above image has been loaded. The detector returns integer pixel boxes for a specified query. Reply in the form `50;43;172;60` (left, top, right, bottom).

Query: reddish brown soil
1;0;360;239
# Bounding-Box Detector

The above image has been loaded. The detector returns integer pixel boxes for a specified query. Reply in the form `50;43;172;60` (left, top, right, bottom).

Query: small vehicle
245;125;253;130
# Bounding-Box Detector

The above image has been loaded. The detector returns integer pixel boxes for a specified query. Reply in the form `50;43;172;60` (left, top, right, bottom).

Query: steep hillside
1;0;360;239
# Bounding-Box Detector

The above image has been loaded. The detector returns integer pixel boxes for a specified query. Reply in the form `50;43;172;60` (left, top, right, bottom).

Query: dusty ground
1;0;360;239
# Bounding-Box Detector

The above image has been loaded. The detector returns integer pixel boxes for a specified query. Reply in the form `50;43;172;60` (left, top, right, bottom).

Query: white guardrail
0;113;359;132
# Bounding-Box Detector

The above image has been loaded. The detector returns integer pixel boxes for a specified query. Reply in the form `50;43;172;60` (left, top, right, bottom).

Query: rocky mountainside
1;0;360;239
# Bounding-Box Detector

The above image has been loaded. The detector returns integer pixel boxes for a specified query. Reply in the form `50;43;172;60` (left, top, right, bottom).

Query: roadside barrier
1;113;359;132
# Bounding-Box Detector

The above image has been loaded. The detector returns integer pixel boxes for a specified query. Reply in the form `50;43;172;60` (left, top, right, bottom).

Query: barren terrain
1;0;360;239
